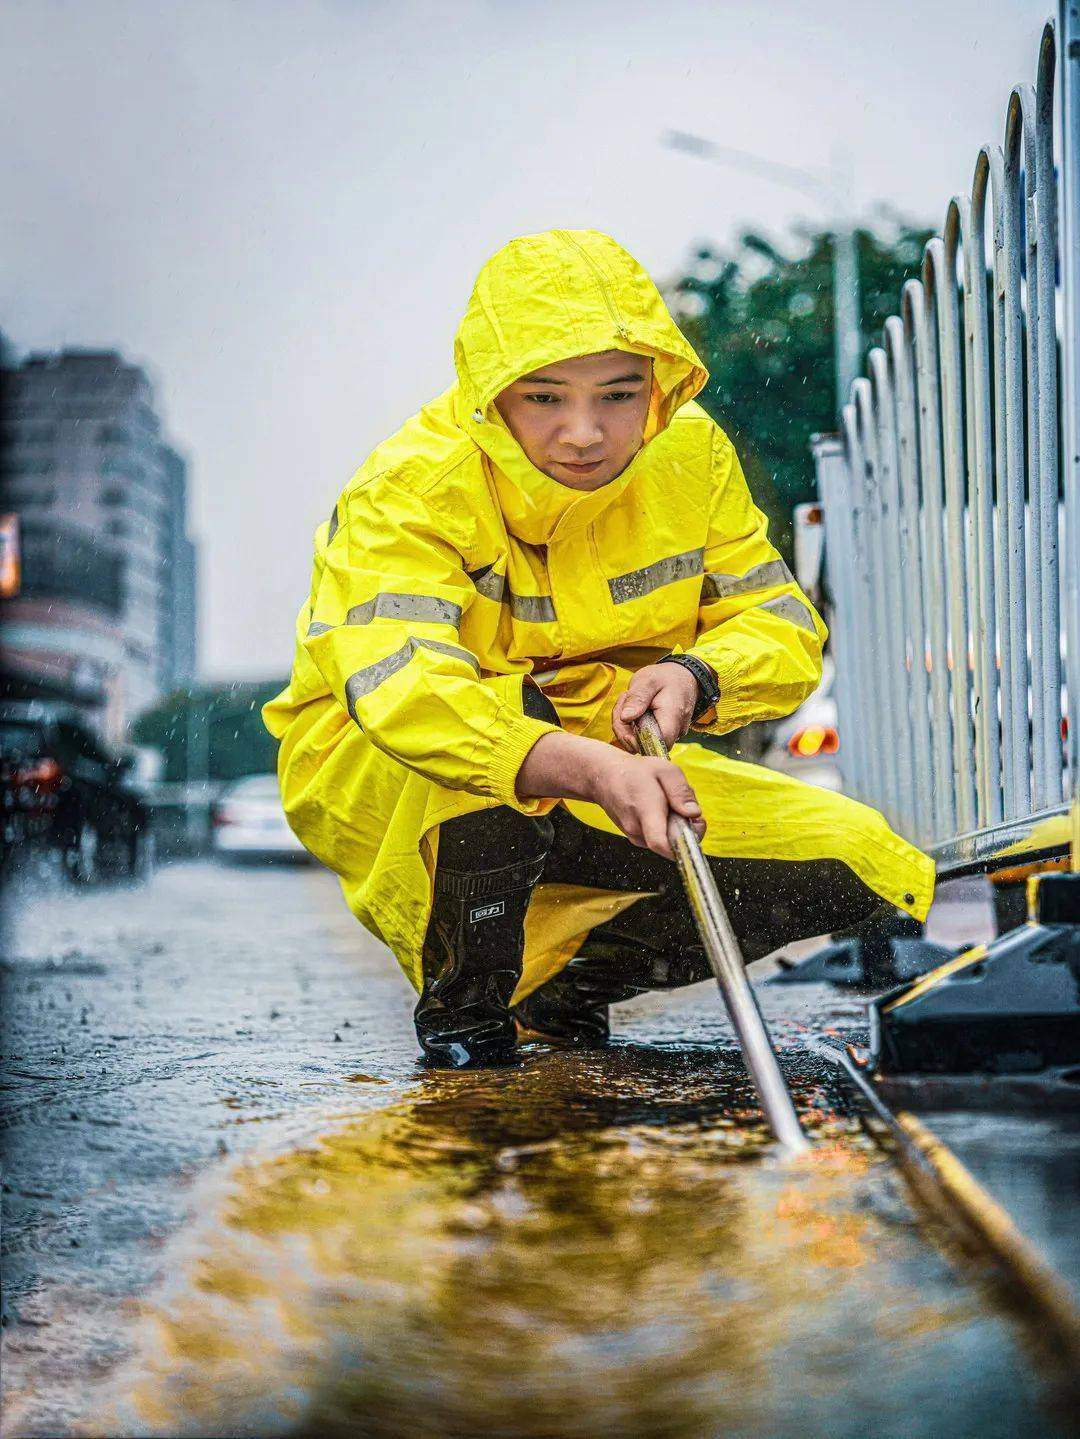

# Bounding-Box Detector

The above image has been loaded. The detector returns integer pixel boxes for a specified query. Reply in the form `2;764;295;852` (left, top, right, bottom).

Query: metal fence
813;4;1080;876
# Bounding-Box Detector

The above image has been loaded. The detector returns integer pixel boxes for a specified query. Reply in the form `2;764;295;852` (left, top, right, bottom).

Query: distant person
264;230;932;1067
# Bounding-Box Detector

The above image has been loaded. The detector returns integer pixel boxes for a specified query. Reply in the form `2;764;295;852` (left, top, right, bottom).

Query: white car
761;656;843;792
211;773;309;861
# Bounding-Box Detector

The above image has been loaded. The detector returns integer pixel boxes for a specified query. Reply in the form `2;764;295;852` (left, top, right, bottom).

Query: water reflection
110;1044;1043;1439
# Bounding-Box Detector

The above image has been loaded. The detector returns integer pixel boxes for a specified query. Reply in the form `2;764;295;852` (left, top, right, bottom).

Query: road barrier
813;6;1080;876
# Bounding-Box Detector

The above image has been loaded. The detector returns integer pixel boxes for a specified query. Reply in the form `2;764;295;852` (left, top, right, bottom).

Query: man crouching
264;229;933;1067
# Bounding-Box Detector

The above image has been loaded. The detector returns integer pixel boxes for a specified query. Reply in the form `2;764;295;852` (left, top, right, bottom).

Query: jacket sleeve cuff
684;646;744;730
486;708;562;813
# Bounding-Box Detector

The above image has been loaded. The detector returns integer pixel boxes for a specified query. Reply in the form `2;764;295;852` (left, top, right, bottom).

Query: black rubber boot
415;850;549;1069
416;683;559;1068
512;961;617;1046
514;939;715;1047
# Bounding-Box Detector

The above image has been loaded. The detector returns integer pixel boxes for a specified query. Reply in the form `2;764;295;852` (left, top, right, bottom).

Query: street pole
185;690;200;851
184;689;211;853
832;224;862;414
662;130;861;418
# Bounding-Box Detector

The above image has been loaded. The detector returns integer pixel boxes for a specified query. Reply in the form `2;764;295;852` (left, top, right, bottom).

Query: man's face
493;350;652;491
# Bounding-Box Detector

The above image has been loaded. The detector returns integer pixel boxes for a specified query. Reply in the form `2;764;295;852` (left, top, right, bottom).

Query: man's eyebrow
515;370;648;386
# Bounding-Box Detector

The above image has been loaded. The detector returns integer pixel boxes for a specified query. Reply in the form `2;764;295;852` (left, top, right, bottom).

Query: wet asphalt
0;858;1072;1437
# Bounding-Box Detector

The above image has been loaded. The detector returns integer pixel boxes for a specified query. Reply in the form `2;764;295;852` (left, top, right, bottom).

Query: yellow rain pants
264;229;934;995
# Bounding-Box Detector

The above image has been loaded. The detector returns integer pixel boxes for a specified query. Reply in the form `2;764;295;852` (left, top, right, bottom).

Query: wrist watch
657;653;721;722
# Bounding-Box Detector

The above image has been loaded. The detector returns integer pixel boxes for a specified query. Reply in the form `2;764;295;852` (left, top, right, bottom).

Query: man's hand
590;749;705;859
516;731;705;862
611;662;699;753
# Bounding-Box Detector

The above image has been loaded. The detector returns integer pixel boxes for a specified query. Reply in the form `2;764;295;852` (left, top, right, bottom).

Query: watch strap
657;654;721;721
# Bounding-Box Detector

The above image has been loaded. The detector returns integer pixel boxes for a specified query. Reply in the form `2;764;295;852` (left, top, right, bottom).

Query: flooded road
0;860;1067;1436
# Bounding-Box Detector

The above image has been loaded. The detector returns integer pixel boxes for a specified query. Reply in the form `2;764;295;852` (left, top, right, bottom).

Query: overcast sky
2;0;1049;681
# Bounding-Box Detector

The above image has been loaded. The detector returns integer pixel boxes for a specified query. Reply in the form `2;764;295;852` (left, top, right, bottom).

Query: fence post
811;435;861;798
1061;0;1080;866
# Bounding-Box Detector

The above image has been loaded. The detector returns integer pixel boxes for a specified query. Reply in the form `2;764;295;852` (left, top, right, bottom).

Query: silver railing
812;7;1080;876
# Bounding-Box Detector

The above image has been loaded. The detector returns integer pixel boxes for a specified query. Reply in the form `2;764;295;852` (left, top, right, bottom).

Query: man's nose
558;406;604;451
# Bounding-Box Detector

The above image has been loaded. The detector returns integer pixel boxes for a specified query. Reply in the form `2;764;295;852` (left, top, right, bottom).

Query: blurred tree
132;680;284;783
667;214;933;557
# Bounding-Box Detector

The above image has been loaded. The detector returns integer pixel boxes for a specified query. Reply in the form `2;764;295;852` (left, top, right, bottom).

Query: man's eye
523;392;560;404
604;391;637;402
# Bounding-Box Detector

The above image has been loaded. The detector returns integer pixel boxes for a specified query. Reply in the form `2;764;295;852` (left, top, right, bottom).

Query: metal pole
1021;90;1049;811
870;345;917;833
931;234;978;833
957;188;1002;828
909;274;956;842
833;225;862;417
855;377;902;825
888;309;934;841
1001;109;1033;817
1060;0;1080;867
635;712;810;1154
984;145;1019;821
813;433;864;799
1033;36;1062;805
841;403;877;803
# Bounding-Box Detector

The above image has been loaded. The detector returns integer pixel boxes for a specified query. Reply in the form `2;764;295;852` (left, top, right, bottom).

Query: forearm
515;729;619;803
516;726;705;860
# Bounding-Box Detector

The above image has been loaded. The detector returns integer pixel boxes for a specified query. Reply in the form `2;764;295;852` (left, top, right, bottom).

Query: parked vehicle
761;656;842;792
0;701;153;881
211;773;308;862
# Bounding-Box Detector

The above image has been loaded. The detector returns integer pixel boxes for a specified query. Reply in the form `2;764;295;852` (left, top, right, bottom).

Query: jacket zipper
557;230;629;338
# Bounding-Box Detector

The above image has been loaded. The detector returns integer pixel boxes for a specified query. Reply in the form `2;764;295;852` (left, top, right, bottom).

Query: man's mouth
556;459;605;474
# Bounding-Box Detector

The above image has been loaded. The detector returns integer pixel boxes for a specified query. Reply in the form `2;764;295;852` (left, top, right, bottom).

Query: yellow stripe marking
881;943;988;1013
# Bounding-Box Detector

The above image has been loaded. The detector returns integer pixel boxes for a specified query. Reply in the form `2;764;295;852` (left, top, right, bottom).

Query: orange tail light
788;725;840;759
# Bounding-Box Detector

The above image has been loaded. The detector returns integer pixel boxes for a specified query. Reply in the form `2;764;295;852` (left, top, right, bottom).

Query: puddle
100;1045;1051;1439
1;865;1056;1438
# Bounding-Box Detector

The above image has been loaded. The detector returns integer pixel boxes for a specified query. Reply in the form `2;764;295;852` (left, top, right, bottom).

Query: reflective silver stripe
756;593;817;634
468;564;556;622
343;638;480;719
509;592;556;623
701;558;795;601
307;594;459;637
467;563;506;603
346;593;461;628
608;547;704;604
327;504;340;542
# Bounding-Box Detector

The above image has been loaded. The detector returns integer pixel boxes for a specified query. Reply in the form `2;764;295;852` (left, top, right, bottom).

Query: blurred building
0;347;198;740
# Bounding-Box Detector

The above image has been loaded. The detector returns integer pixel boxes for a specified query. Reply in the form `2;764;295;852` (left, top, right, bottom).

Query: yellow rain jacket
264;229;934;997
